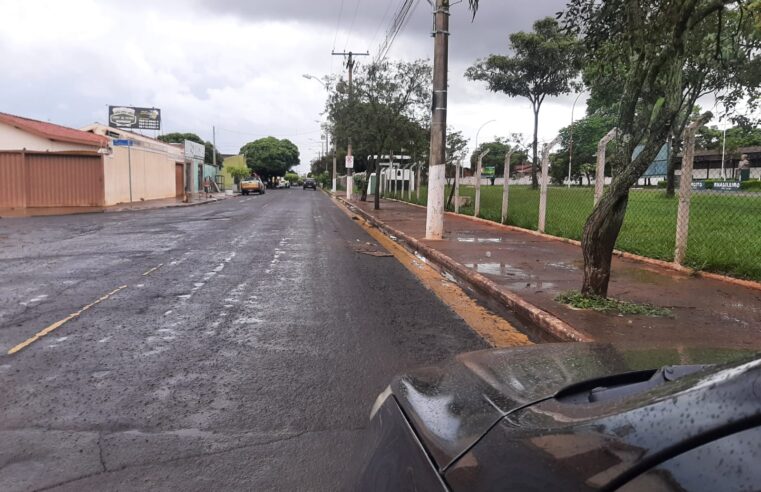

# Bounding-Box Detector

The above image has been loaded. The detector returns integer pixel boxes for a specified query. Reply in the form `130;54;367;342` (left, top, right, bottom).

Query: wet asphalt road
0;189;486;491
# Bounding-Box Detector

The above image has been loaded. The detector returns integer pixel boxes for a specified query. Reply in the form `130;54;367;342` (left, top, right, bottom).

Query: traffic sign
345;155;354;169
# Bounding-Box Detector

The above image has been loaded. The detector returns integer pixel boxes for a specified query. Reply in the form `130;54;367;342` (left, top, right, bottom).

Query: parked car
303;178;317;190
351;343;761;491
240;177;265;195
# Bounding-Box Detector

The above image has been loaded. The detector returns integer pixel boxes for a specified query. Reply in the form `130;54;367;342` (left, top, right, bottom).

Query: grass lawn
392;185;761;281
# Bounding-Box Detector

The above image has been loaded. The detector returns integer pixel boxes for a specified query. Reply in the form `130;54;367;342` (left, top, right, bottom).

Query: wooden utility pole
425;0;449;239
332;50;369;200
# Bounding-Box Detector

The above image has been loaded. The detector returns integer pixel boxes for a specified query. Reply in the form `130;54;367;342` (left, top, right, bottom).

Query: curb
383;197;761;293
333;195;592;343
109;195;237;213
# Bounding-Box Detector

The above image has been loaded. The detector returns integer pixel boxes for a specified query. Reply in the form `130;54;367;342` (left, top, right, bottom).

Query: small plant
555;290;672;317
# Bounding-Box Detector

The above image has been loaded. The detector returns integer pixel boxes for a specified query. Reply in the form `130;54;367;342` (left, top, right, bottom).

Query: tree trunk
373;158;381;210
665;137;678;197
581;189;629;297
531;108;540;189
446;171;456;209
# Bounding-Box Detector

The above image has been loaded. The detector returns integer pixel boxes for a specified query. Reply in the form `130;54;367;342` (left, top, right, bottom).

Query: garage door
26;154;105;207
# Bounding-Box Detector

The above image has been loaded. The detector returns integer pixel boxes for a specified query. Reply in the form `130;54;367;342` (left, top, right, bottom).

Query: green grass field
392;185;761;281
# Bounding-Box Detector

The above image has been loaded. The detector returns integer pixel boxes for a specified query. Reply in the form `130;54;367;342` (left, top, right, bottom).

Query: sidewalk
338;193;761;349
0;192;234;218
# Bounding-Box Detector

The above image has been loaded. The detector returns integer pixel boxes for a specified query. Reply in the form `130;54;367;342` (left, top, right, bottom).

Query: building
0;112;109;209
222;155;248;189
82;123;185;204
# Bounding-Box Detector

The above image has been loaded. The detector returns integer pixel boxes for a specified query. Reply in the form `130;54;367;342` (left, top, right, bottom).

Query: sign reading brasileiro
108;106;161;130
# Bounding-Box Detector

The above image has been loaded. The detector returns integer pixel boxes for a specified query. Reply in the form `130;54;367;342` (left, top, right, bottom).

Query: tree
239;137;300;181
550;112;617;185
158;132;223;167
466;17;581;188
227;166;251;185
326;59;432;208
562;0;761;297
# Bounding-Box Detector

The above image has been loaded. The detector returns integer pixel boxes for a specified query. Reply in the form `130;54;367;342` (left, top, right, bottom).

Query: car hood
390;342;751;472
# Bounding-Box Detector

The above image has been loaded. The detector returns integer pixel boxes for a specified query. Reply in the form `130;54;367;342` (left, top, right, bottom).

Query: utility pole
425;0;449;239
212;126;217;168
332;50;369;200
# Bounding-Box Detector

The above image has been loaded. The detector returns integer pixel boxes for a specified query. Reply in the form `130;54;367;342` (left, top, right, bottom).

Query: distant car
303;178;317;190
351;343;761;491
240;177;265;195
276;180;291;189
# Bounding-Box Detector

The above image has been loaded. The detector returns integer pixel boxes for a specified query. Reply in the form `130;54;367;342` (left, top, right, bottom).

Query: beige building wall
0;121;100;153
104;146;178;205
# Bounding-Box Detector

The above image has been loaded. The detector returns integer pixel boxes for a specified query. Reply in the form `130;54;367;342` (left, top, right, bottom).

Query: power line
369;1;395;52
375;0;421;64
332;0;345;52
344;0;363;51
215;127;322;138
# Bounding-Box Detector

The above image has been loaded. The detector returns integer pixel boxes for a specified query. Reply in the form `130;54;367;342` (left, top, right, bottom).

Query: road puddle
456;236;503;243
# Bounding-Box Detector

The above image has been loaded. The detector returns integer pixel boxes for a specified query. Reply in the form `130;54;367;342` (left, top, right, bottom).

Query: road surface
0;189;486;491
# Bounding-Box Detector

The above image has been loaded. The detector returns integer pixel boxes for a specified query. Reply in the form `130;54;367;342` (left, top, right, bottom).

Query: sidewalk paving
0;192;235;218
341;193;761;349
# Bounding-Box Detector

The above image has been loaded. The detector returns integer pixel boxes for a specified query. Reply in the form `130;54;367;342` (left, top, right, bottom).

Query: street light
568;92;584;188
304;74;338;192
302;74;327;89
474;119;496;188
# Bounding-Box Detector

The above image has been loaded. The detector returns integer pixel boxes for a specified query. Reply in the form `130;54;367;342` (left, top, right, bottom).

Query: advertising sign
345;155;354;169
713;181;741;191
108;106;161;130
482;166;496;177
184;140;205;161
112;139;133;147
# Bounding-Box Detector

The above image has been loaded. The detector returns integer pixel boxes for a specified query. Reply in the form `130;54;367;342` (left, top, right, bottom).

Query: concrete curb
383;197;761;293
109;195;239;213
333;194;592;343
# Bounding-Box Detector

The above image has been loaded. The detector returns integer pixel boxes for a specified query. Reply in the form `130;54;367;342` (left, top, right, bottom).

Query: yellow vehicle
240;177;266;195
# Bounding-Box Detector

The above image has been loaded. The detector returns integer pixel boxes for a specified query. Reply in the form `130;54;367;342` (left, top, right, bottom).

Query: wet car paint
390;343;754;472
356;343;759;490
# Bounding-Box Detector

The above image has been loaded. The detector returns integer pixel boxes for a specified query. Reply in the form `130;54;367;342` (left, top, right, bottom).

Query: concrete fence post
416;163;422;203
475;149;491;218
501;150;514;224
594;128;619;206
406;164;413;201
454;159;461;213
538;136;562;233
674;113;712;265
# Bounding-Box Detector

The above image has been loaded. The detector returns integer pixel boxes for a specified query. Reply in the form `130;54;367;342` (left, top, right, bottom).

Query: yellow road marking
334;199;531;348
142;264;164;276
8;285;128;355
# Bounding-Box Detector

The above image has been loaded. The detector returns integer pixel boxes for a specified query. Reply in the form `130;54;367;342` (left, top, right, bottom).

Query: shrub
740;180;761;191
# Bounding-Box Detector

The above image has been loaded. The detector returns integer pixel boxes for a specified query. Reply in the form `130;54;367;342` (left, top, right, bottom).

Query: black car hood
390;343;752;472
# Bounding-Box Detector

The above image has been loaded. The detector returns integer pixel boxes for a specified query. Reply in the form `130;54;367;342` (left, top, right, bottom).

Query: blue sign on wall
112;139;133;147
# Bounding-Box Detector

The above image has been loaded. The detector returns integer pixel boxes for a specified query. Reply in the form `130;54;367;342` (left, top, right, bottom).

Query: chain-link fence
395;178;761;282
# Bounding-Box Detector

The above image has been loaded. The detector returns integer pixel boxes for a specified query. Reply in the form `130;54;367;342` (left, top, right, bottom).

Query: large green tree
239;137;300;180
550;111;617;185
466;17;581;188
327;59;432;208
562;0;761;296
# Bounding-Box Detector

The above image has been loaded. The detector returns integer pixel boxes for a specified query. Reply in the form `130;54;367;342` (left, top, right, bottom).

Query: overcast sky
0;0;576;173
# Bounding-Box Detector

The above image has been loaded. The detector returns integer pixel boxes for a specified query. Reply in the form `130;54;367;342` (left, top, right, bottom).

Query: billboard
184;140;205;161
108;106;161;130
